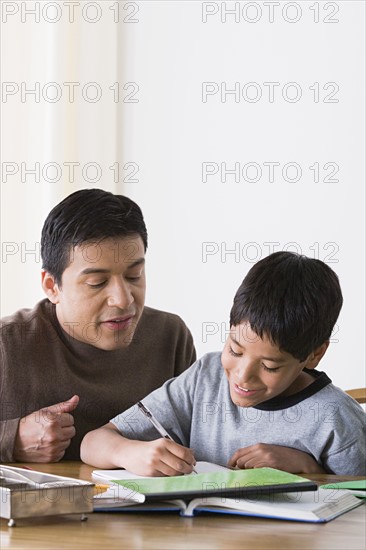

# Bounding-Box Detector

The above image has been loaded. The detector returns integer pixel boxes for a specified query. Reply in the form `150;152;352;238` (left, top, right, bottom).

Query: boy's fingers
164;440;196;464
228;451;241;467
228;449;251;468
189;449;197;466
149;439;196;475
164;458;196;476
158;441;196;474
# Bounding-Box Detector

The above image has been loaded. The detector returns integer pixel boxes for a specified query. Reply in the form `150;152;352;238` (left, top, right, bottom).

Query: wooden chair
345;388;366;404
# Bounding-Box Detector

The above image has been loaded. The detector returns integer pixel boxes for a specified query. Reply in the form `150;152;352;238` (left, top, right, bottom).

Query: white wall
1;1;365;390
1;0;119;305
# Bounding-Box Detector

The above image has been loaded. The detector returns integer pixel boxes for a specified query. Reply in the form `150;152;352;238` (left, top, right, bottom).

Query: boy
81;252;365;476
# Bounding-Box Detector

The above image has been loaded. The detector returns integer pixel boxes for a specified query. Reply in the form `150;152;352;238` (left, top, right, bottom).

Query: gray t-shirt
111;352;366;475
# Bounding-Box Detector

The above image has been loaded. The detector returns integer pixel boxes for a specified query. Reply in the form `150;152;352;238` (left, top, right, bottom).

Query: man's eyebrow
80;268;110;275
230;335;284;363
80;258;145;276
126;258;145;269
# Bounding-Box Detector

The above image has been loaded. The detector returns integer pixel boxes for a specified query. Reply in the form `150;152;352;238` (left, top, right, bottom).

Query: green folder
320;480;366;498
112;467;317;502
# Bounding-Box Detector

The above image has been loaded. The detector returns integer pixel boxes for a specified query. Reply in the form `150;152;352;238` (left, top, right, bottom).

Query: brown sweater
0;300;196;461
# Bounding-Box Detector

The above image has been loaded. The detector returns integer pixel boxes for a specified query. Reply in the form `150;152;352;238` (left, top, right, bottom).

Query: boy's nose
235;359;257;384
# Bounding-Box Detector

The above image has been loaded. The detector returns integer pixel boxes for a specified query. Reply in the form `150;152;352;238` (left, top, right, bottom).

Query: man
0;189;196;462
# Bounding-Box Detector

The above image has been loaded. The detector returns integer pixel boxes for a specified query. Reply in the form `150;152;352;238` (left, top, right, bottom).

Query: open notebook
93;463;363;522
92;461;229;482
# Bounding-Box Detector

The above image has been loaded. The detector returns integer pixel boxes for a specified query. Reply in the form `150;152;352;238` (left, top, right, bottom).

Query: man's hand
13;395;79;462
228;443;325;474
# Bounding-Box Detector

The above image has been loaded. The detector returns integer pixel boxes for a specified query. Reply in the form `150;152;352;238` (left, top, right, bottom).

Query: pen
137;401;197;474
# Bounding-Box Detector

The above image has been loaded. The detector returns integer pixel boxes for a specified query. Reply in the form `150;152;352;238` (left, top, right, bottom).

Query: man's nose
107;278;133;309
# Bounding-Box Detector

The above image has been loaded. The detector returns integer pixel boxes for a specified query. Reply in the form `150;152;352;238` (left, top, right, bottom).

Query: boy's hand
228;443;325;474
118;438;197;477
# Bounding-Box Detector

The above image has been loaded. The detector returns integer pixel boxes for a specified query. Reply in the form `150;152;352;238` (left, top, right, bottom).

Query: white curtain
1;3;120;312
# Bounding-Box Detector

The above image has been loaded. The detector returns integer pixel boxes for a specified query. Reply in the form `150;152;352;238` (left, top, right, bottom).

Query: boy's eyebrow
230;336;243;348
230;335;285;363
261;356;284;364
80;258;145;275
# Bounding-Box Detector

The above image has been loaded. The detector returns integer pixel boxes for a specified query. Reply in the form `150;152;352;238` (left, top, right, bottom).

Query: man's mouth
101;315;135;330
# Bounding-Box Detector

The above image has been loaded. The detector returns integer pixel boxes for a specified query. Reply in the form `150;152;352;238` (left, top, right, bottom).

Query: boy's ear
303;341;329;370
41;270;61;304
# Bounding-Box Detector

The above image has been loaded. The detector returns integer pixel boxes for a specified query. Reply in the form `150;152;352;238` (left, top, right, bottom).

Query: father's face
42;236;146;350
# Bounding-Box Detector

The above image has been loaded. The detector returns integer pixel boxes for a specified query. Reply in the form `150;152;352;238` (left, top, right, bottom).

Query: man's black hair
230;251;343;361
41;188;148;284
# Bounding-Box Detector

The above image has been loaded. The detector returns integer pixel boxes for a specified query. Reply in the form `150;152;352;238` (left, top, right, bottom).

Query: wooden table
1;462;365;550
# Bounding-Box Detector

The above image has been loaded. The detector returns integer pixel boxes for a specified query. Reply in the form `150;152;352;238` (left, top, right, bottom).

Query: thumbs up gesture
13;395;79;462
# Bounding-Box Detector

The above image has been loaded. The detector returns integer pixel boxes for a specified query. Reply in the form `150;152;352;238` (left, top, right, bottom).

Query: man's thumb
45;395;80;415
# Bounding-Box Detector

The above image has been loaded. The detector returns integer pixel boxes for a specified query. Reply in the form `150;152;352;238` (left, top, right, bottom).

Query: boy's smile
222;322;325;408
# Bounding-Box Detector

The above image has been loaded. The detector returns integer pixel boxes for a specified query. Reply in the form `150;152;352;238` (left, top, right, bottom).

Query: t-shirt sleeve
110;359;202;447
313;392;366;475
322;430;366;476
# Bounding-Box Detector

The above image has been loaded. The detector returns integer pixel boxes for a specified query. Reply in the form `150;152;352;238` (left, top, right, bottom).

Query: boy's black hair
41;188;148;285
230;251;343;361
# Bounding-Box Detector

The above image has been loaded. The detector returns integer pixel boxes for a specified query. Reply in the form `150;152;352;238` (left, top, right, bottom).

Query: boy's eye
262;364;280;373
229;346;242;358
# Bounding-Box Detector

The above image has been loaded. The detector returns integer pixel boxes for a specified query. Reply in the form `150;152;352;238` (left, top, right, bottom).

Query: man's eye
229;346;242;357
87;282;106;288
126;272;143;282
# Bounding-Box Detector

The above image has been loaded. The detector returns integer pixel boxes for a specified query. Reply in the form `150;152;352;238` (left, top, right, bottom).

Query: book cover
93;467;317;504
110;467;317;501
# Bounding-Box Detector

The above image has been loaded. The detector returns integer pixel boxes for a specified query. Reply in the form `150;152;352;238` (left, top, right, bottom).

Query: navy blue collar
254;369;332;411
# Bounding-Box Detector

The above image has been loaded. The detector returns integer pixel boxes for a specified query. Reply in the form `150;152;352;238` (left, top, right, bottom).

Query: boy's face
222;322;319;408
42;236;146;351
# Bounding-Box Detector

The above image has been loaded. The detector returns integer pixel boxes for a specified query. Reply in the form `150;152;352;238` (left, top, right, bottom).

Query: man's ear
303;341;330;370
41;270;61;304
